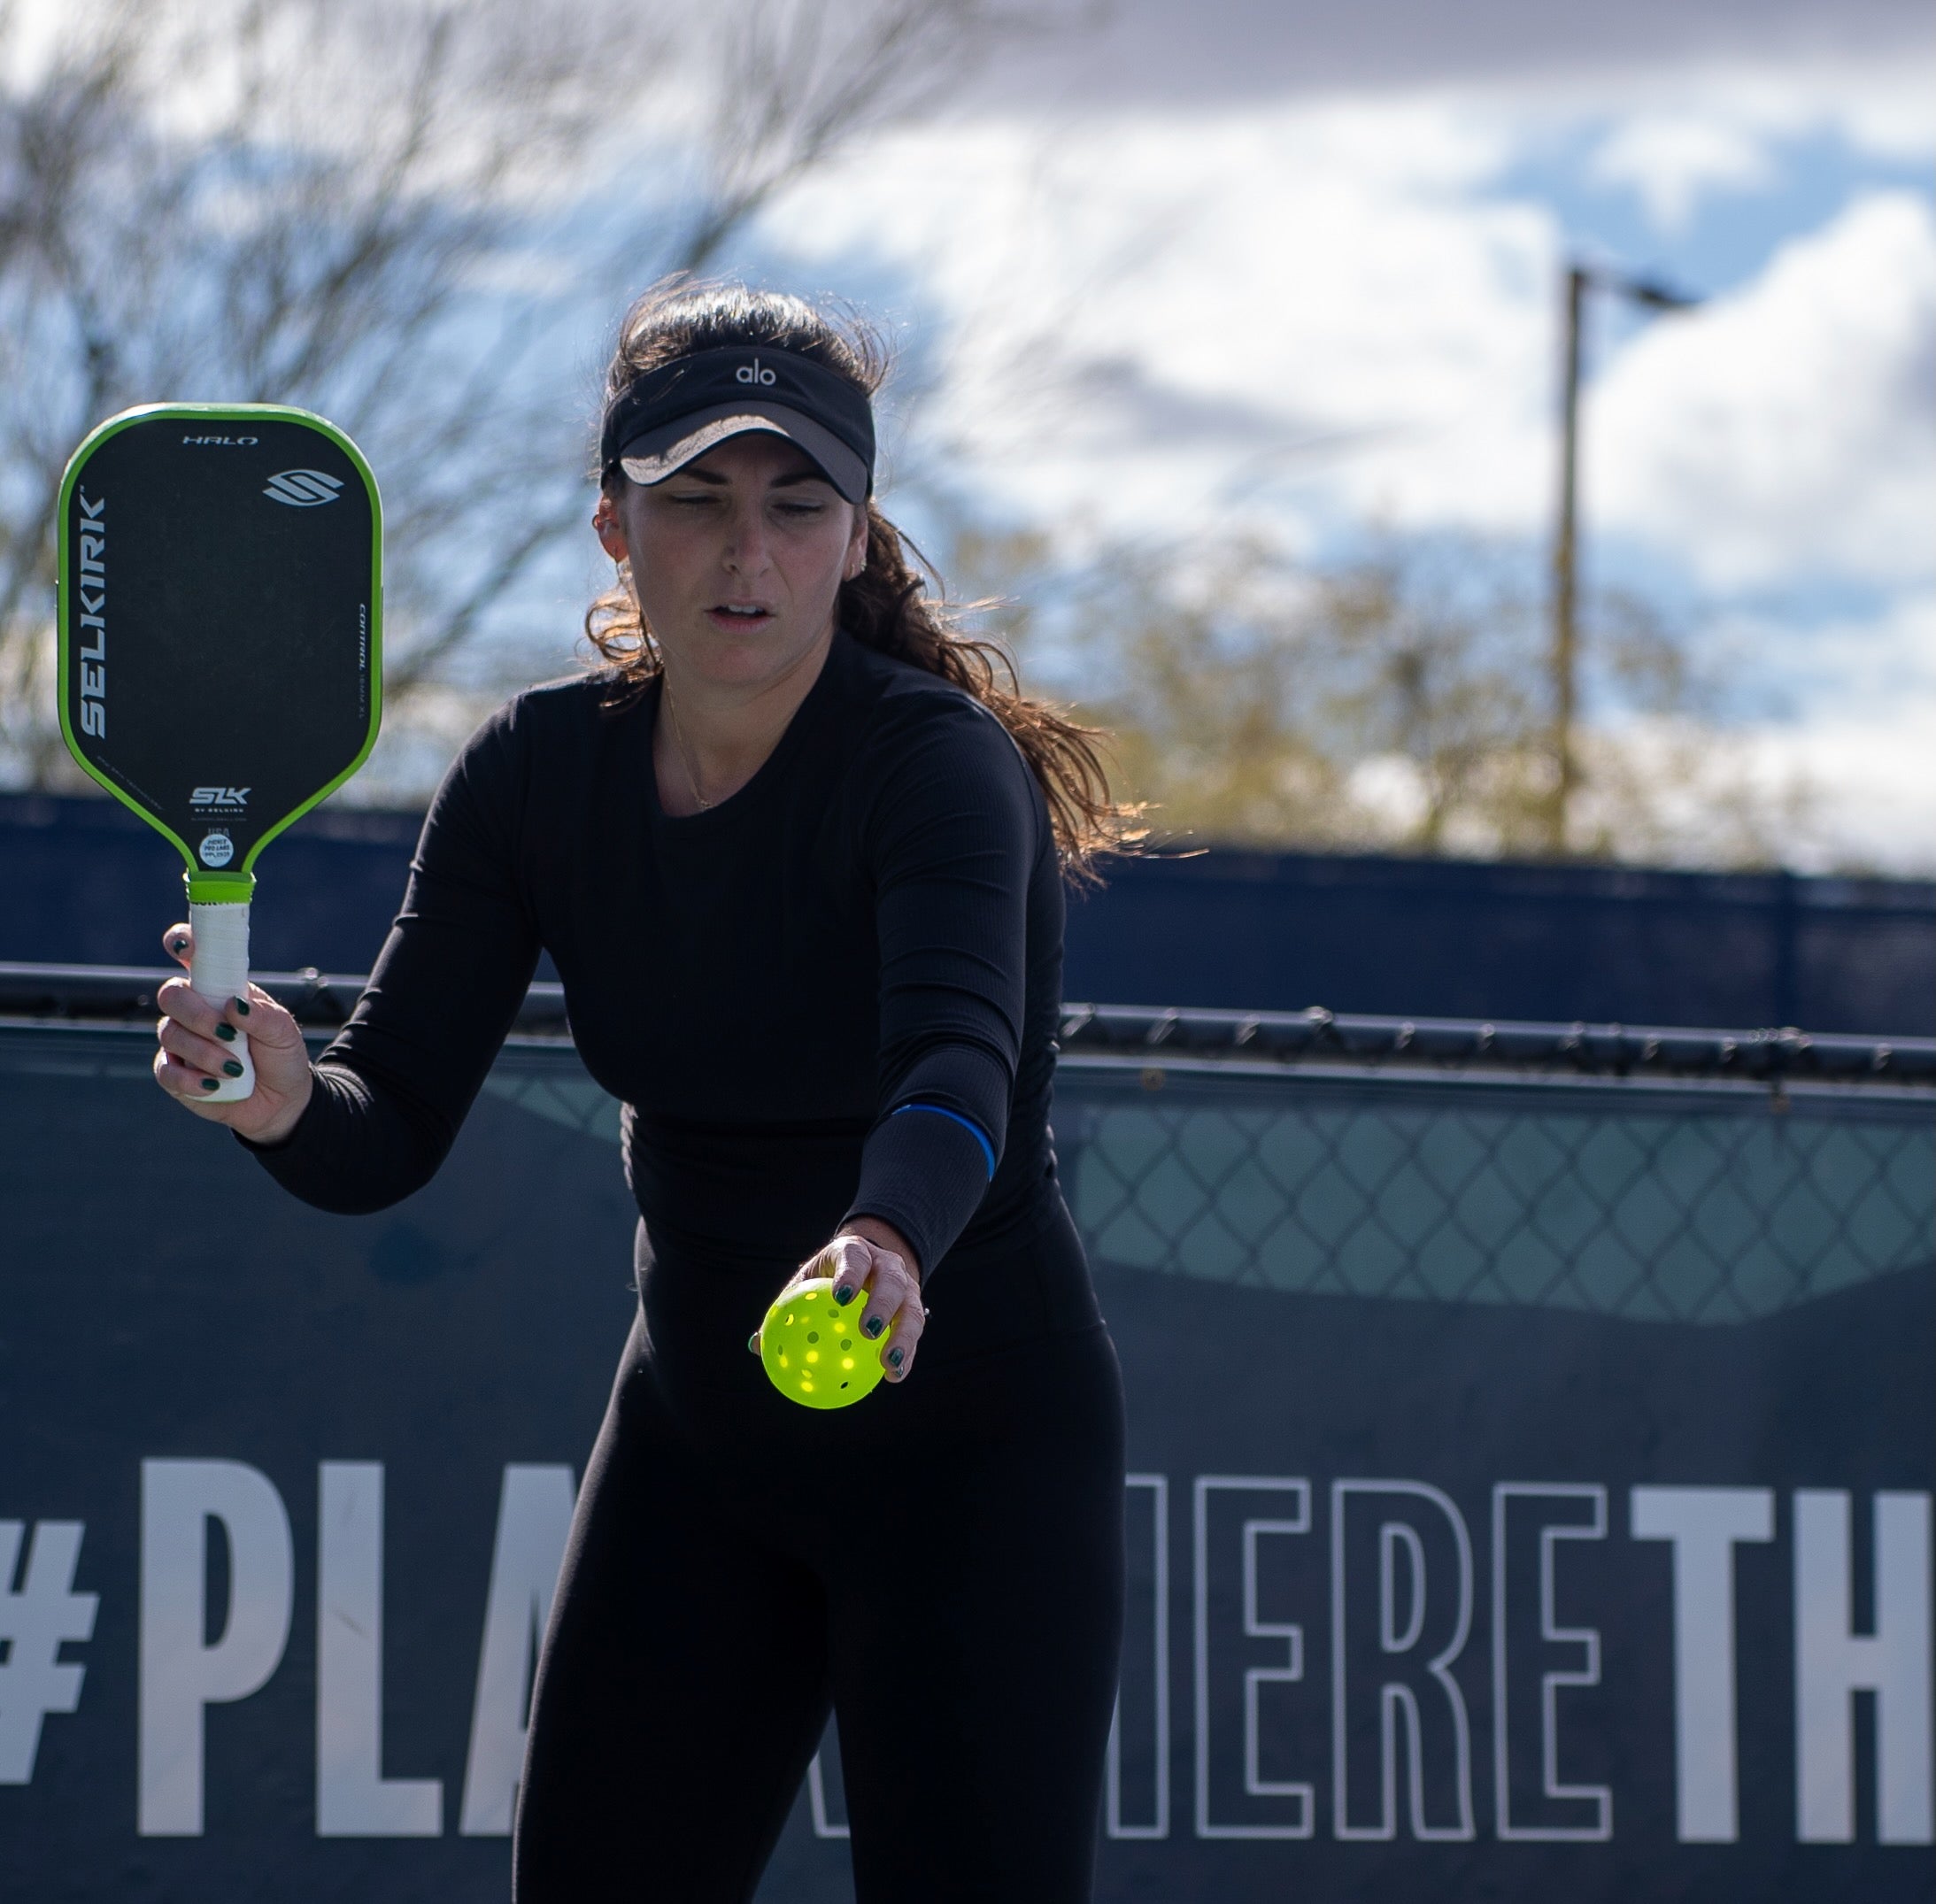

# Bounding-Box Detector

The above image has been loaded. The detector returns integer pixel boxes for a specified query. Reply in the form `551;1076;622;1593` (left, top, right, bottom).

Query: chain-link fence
5;967;1931;1329
1046;1003;1933;1325
461;1009;1936;1332
1053;1069;1929;1325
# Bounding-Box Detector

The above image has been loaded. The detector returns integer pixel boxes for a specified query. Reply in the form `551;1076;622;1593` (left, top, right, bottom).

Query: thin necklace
659;676;714;810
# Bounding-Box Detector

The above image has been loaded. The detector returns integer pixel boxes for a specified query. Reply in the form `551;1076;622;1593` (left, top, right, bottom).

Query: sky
738;0;1935;873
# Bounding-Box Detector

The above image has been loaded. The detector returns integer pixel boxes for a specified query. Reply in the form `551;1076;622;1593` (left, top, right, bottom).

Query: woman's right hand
152;923;315;1145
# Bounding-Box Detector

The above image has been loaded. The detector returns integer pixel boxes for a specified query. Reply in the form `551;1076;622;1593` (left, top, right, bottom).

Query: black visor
599;345;875;503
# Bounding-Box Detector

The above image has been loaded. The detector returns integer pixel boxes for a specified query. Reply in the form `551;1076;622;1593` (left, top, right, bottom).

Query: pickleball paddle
758;1279;888;1408
58;404;382;1098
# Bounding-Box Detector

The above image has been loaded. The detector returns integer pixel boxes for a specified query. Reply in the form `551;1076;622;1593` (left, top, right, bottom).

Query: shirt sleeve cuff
841;1102;996;1285
232;1070;328;1158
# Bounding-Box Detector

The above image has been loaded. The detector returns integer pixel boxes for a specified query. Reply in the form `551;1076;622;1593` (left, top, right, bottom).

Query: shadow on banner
1;1021;1931;1899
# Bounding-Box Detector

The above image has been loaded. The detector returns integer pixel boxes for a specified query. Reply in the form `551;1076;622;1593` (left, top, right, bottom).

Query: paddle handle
189;900;256;1100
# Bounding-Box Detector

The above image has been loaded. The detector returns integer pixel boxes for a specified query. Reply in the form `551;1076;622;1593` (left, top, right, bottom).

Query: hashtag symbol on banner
0;1522;98;1784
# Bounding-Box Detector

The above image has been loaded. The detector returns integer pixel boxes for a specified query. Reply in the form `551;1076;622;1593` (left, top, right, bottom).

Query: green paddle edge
55;401;384;904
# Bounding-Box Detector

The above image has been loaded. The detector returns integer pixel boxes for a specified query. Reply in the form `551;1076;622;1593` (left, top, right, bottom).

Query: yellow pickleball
758;1277;887;1409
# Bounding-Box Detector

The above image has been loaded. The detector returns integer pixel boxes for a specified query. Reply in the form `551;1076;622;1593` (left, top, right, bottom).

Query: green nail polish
222;1060;244;1077
233;996;251;1016
864;1314;884;1338
199;1077;219;1091
887;1345;905;1368
215;1022;236;1043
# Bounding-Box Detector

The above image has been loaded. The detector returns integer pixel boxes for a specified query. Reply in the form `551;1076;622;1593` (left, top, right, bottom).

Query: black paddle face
58;406;381;879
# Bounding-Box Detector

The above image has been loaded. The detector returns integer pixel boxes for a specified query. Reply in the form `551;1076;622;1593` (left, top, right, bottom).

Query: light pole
1547;261;1700;856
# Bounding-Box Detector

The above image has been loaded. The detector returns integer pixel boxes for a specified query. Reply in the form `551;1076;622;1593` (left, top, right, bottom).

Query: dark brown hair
584;279;1144;883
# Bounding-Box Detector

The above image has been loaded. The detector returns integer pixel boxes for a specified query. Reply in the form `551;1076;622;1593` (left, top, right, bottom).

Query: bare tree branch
676;0;1039;273
0;0;1048;789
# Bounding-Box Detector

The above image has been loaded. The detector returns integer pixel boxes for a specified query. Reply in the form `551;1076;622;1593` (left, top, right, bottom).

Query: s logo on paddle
264;469;343;507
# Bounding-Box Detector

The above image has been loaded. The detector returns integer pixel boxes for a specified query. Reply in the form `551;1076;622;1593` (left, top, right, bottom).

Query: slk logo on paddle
264;468;344;507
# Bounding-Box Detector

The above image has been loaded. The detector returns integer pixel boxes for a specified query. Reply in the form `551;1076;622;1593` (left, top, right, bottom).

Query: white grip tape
189;900;255;1100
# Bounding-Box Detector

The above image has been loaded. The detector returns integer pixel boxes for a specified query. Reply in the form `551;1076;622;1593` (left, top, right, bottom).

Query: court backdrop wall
0;1016;1930;1900
5;790;1932;1034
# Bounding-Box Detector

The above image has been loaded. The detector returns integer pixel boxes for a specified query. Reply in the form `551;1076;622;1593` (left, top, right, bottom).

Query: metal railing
4;964;1932;1085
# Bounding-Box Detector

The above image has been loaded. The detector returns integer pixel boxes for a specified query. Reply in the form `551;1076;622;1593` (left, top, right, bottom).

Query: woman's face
593;432;867;693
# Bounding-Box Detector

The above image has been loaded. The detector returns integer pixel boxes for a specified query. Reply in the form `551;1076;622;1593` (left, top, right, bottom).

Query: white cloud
775;99;1557;543
1588;191;1936;590
722;26;1936;882
761;83;1934;874
1459;65;1935;165
1557;66;1936;227
1587;117;1774;231
1736;701;1936;875
784;104;1934;599
1832;85;1936;163
1730;587;1936;715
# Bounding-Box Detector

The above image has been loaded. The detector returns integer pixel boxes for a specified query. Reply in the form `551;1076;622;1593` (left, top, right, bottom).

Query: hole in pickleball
840;1338;852;1351
841;1357;854;1369
779;1353;790;1368
807;1330;819;1342
806;1350;820;1362
840;1381;850;1390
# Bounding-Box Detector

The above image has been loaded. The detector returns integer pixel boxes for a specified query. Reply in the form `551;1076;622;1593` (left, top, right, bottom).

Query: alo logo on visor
735;358;778;386
264;468;343;507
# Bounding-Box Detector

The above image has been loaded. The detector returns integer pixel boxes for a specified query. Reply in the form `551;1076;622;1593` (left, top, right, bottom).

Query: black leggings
513;1193;1127;1902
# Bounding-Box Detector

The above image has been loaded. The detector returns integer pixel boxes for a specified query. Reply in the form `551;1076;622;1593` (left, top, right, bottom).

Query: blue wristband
889;1102;997;1180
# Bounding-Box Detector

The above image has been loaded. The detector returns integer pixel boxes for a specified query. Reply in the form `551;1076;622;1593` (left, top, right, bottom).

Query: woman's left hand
777;1216;926;1384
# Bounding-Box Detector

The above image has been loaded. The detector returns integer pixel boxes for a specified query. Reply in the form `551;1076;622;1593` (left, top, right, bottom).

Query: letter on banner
808;1739;851;1839
1793;1489;1933;1845
460;1464;577;1836
1107;1475;1170;1839
1628;1485;1773;1843
0;1521;97;1784
1331;1480;1475;1841
1193;1477;1313;1838
139;1460;293;1836
316;1463;442;1836
1491;1484;1609;1840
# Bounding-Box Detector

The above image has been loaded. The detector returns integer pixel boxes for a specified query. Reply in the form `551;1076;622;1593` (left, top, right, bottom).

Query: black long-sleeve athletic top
246;626;1067;1282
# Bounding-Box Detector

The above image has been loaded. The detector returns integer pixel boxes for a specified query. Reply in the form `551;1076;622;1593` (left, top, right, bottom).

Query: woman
151;281;1138;1901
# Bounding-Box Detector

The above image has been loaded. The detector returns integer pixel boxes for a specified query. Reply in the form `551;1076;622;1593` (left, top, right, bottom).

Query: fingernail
215;1023;236;1043
199;1077;219;1091
222;1060;244;1077
864;1314;884;1338
169;937;188;953
886;1345;905;1368
834;1284;855;1305
747;1331;761;1355
233;996;251;1016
